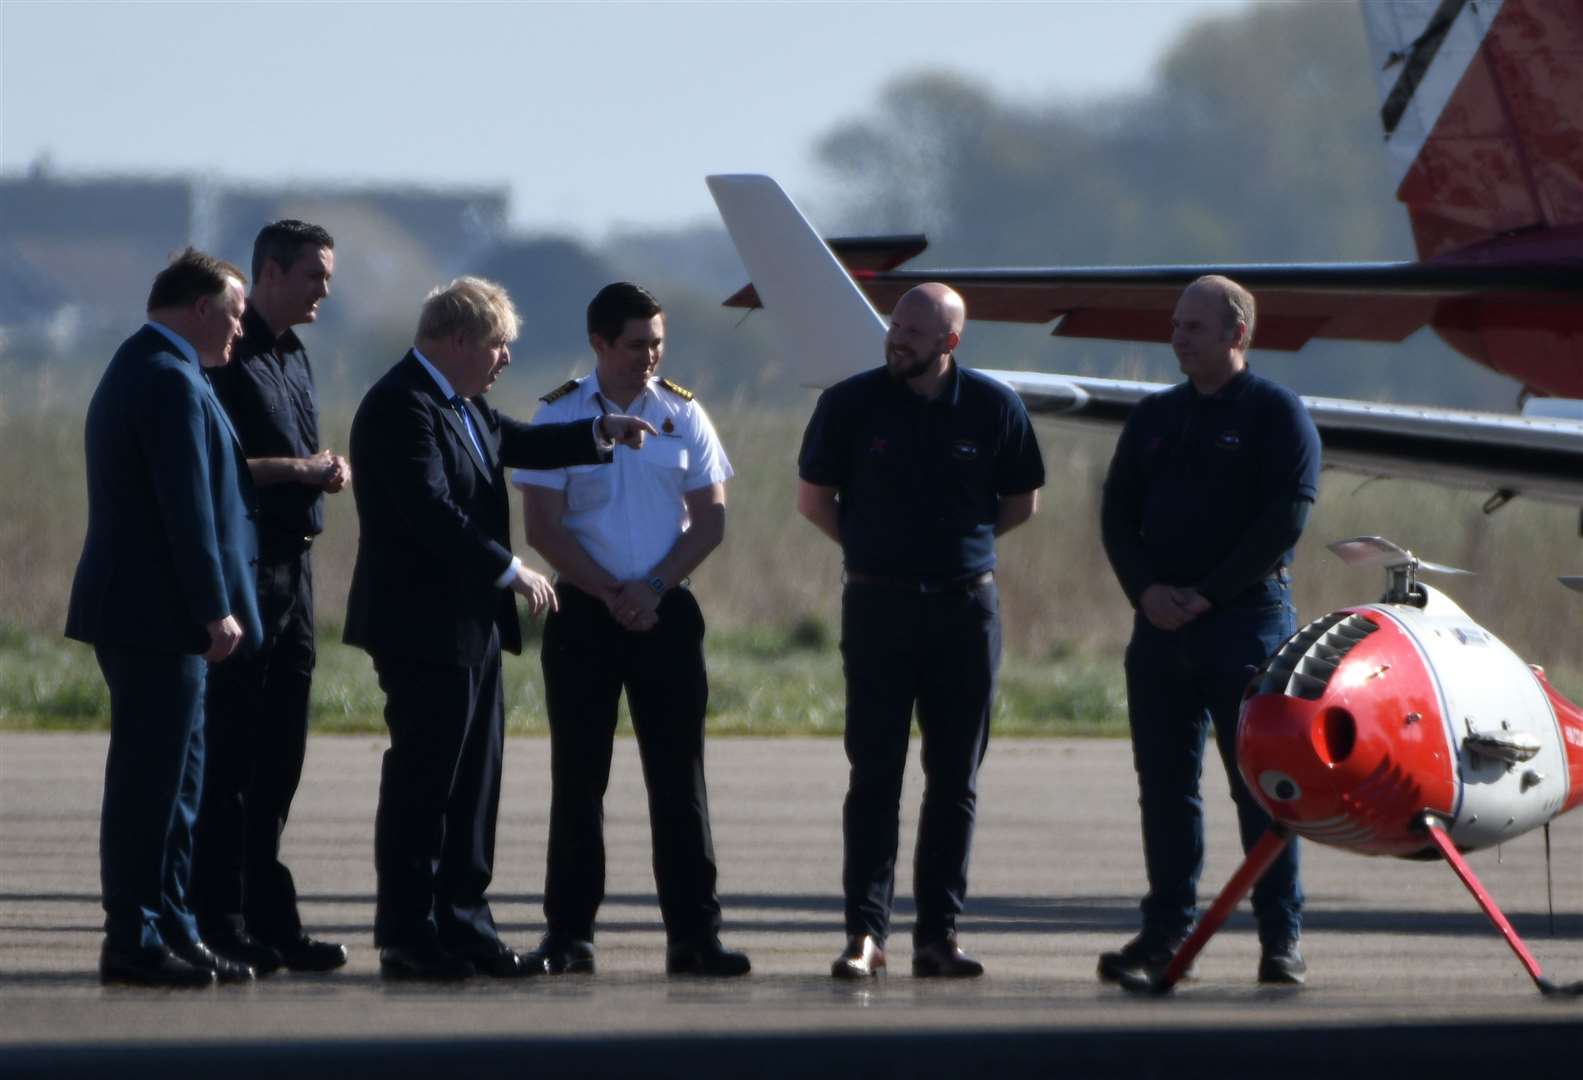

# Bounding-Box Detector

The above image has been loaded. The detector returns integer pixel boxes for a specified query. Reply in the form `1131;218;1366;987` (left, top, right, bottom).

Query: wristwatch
648;575;667;597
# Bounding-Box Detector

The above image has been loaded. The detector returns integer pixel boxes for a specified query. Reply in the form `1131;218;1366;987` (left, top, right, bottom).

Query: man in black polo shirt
797;282;1044;980
193;220;349;973
1098;274;1320;987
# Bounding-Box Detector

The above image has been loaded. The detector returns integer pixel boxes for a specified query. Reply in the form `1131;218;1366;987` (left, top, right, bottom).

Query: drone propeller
1326;536;1471;576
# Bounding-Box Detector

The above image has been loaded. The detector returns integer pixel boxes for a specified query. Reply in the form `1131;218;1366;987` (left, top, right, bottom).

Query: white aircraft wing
707;174;1583;509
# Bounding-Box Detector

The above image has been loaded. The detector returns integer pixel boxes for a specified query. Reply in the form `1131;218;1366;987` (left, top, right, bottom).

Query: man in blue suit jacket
66;248;265;987
345;276;653;981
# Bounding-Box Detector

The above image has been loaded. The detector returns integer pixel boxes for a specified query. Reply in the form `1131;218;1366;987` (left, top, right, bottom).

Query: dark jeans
371;635;506;949
541;584;721;944
95;644;207;954
193;550;314;944
1122;580;1302;948
839;580;1000;943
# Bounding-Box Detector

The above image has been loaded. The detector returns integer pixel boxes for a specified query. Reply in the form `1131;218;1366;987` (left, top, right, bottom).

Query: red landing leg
1420;814;1583;997
1121;825;1292;995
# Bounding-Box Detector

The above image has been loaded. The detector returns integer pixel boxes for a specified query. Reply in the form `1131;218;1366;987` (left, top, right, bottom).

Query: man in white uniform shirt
514;282;749;977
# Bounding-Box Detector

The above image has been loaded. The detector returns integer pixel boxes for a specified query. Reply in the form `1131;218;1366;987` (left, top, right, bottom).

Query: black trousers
839;580;1000;943
541;583;721;944
371;633;506;949
192;549;314;944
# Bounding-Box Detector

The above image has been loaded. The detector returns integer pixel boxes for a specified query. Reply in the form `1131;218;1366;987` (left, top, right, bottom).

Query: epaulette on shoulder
658;377;694;401
540;379;580;404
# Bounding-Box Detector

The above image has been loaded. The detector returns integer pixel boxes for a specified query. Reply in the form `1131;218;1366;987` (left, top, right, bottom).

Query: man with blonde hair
345;277;653;981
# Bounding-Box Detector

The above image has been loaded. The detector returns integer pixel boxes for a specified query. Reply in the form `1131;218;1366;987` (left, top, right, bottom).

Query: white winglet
706;174;886;389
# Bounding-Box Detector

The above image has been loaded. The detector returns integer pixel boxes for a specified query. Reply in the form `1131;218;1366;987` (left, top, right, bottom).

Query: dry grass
2;369;1578;731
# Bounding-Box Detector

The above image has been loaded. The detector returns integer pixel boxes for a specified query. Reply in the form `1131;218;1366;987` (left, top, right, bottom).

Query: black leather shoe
525;933;595;975
99;943;216;988
665;936;751;976
912;932;984;978
379;940;473;981
1258;942;1308;985
172;940;256;983
206;929;283;976
1097;933;1192;984
831;934;886;979
272;935;349;973
450;939;534;978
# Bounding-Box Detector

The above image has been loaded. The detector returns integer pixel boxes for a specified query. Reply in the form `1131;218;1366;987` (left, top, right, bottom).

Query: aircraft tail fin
706;174;886;389
1360;0;1583;257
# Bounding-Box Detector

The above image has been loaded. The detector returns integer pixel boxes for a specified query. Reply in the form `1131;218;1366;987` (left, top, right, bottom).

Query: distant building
0;169;508;362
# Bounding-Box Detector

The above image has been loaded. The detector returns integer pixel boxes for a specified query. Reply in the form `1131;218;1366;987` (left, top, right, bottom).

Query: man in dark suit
344;276;652;980
66;248;265;987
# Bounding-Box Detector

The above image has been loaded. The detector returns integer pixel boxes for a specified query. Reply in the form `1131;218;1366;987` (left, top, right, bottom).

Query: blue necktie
450;395;486;464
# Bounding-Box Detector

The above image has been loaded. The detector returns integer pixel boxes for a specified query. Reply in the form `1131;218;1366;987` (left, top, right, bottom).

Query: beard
886;345;932;381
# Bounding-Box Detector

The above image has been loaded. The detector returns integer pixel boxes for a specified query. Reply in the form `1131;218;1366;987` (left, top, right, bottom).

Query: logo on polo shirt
951;439;980;461
870;436;889;454
1215;429;1242;450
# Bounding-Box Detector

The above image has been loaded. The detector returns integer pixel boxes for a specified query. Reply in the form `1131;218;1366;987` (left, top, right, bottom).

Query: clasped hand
603;580;660;632
308;448;351;493
1139;584;1212;632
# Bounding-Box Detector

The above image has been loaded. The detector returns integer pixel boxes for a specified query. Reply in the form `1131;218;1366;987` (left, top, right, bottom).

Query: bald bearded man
797;283;1045;979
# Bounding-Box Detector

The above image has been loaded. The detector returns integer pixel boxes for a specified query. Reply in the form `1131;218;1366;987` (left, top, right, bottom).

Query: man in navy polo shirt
798;283;1044;980
1098;274;1321;987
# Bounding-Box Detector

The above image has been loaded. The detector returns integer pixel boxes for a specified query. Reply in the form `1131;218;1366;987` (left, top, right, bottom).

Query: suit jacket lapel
403;352;491;483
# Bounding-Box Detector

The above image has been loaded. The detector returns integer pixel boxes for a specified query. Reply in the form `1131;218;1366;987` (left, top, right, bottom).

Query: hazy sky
3;0;1249;240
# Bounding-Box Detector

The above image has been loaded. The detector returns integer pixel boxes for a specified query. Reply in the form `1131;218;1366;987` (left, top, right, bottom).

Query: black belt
844;570;994;594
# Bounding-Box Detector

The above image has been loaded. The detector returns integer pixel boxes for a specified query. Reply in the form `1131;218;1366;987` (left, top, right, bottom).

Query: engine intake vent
1252;612;1378;700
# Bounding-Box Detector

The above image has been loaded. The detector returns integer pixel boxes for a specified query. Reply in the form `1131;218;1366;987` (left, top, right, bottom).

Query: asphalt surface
3;732;1580;1075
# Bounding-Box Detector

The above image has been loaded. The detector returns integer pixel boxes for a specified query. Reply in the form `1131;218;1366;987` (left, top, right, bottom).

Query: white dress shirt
513;374;733;581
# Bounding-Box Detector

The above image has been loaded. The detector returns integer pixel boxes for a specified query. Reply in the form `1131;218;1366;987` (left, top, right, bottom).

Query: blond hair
416;276;521;344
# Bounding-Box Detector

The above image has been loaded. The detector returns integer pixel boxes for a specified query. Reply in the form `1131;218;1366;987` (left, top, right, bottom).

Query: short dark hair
587;282;662;343
146;247;246;311
251;219;335;281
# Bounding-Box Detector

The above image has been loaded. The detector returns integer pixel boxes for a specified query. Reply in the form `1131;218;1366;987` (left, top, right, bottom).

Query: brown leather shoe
912;932;984;977
831;934;886;979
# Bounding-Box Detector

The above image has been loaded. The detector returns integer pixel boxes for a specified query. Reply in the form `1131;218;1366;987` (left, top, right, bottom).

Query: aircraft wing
993;369;1583;506
817;262;1582;352
726;258;1583;353
708;173;1583;508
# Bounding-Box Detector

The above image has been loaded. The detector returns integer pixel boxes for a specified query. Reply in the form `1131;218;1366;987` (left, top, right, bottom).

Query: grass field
2;379;1579;736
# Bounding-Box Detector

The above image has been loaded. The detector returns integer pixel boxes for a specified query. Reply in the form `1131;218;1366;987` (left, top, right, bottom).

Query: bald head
885;282;966;392
894;283;966;338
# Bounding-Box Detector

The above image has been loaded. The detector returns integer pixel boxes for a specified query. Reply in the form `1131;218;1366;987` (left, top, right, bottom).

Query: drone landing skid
1420;815;1583;997
1120;825;1293;996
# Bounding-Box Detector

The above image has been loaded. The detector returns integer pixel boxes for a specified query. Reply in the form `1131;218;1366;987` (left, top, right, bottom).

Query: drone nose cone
1237;607;1455;855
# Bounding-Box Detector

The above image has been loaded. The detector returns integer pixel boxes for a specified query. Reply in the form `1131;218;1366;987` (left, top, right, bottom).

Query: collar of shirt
586;374;659;417
237;304;303;361
411;346;462;402
883;357;963;407
1196;367;1253;402
145;321;199;367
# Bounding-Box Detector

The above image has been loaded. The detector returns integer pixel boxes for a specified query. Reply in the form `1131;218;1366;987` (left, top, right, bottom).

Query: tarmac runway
3;731;1581;1076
